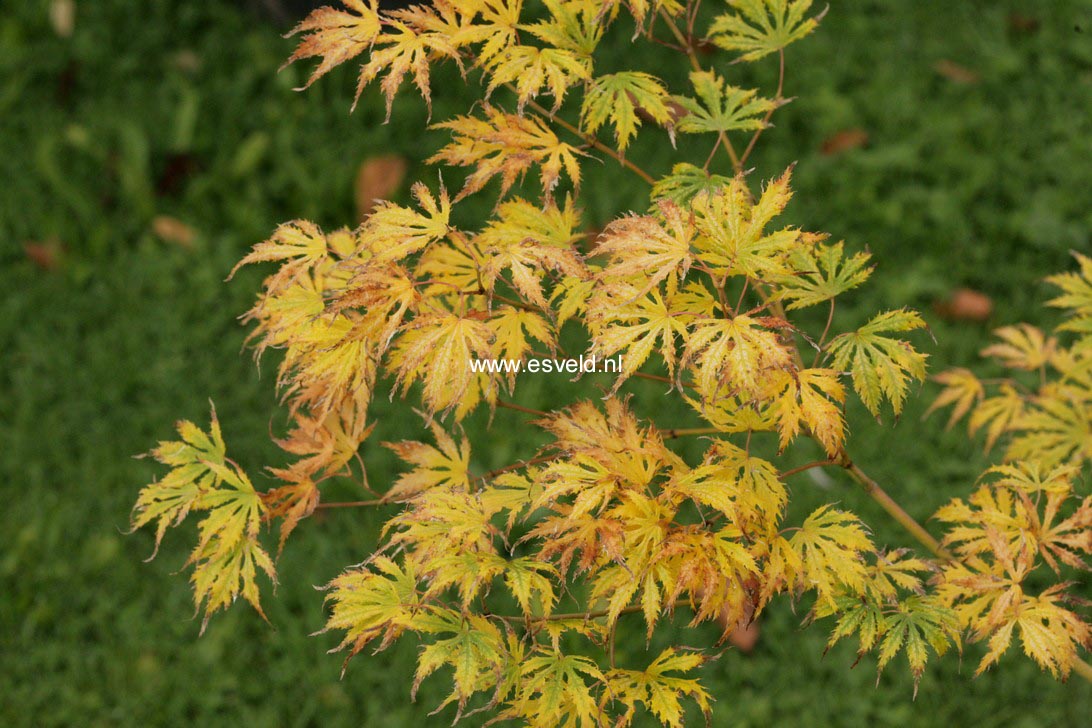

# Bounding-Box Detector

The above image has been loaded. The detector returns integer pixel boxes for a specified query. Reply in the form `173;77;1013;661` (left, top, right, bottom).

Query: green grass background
2;0;1091;725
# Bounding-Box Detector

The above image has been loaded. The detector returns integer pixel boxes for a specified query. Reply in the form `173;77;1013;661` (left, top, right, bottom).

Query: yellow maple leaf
767;367;846;456
388;311;494;417
588;282;689;387
384;420;472;501
283;0;382;91
708;0;824;62
981;324;1056;371
486;44;591;111
826;308;928;418
603;648;712;728
692;167;801;281
228;220;331;292
926;367;984;430
430;106;585;200
134;406;276;629
683;314;794;400
364;181;451;262
976;586;1090;679
789;505;873;607
593;198;695;299
325;556;421;660
477;197;586;308
356;9;463;116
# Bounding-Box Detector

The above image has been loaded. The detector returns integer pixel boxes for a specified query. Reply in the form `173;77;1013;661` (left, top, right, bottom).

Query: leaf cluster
129;1;1091;723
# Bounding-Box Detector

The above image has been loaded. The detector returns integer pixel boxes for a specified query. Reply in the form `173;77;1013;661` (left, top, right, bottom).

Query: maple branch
702;134;722;172
496;399;549;418
630;371;673;385
834;451;1092;685
779;458;838;480
836;455;952;561
492;599;691;624
491;293;540;312
522;97;657;186
658;9;742;173
686;0;704;38
316;498;390;510
629;370;700;392
739;49;785;168
661;426;721;439
734;277;751;315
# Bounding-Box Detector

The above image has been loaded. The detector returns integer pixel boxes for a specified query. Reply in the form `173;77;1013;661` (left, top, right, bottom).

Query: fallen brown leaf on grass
1007;13;1040;35
170;50;202;74
933;59;980;84
152;215;197;248
821;128;869;156
728;620;761;653
934;287;993;322
355;154;408;221
24;239;65;270
49;0;75;38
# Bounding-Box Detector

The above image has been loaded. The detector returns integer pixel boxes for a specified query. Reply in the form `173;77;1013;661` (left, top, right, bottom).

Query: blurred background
2;0;1090;725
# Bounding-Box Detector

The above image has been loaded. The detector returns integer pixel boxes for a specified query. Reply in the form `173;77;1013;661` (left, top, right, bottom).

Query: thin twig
658;9;742;173
837;455;952;561
779;458;838;480
739;49;785;167
813;298;836;367
315;498;389;510
491;599;691;624
662;426;721;439
497;399;549;418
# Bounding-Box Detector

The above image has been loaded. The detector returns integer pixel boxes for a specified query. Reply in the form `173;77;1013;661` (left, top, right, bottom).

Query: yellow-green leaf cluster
132;406;275;629
708;0;824;62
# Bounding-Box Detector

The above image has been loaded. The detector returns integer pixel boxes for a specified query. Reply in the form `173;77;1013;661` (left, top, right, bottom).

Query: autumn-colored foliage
132;1;1091;724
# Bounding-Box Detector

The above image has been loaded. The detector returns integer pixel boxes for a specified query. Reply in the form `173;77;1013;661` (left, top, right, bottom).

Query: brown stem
492;599;691;624
630;371;673;385
739;49;785;168
734;277;751;315
813;298;836;367
658;9;742;173
779;459;838;480
496;399;549;418
315;498;389;510
662;426;721;439
630;370;701;392
492;293;539;312
833;450;1092;684
703;135;722;172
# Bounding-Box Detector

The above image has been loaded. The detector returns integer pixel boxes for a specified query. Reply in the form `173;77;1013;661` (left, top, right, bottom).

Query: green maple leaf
674;70;778;135
779;241;874;310
581;71;672;150
651;163;734;206
708;0;824;62
827;309;928;417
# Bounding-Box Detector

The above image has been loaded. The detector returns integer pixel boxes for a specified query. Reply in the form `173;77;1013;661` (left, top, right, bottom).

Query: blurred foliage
1;0;1090;725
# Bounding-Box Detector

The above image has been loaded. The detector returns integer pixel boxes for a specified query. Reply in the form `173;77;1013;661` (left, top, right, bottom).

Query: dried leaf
355;154;408;220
